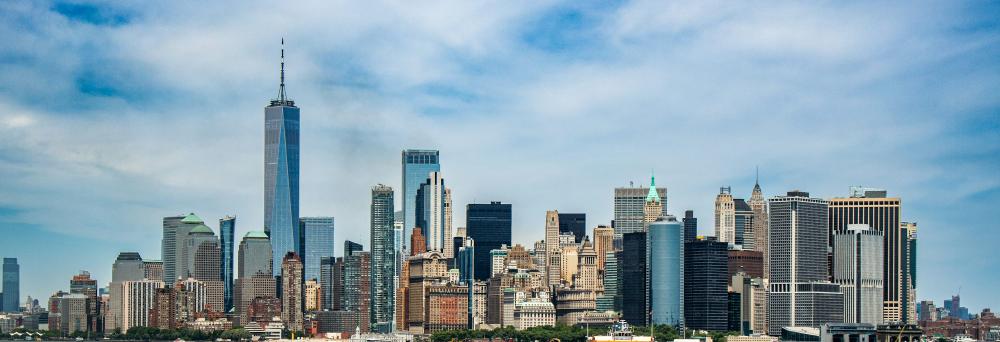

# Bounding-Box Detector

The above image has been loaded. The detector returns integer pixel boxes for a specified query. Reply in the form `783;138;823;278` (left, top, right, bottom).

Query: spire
271;38;294;107
755;166;759;186
645;171;660;203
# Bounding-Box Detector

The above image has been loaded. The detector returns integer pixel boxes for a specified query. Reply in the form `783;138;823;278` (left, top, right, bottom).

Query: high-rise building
319;257;338;311
735;198;754;249
344;250;371;332
162;213;205;284
769;191;844;335
558;213;586;243
648;216;684;326
281;253;304;331
613;175;667;244
300;216;335;282
901;222;918;324
715;187;736;244
596;251;619;312
684;236;728;331
728;249;765;282
833;224;884;325
416;171;448;254
121;279;164;331
2;258;18;313
748;178;769;278
545;211;562;288
620;232;647;326
457;239;476;329
70;271;99;333
234;231;274;326
829;189;903;323
370;184;395;333
56;294;88;335
402;149;441;254
187;225;221;281
106;252;144;332
593;226;614;271
466;202;512;281
238;232;272;279
219;216;235;313
304;279;321;312
144;260;164;282
443;188;454;259
264;42;301;276
731;272;767;335
683;210;698;243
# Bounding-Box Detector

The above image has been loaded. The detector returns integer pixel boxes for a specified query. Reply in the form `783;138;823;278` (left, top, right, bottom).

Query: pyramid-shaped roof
181;213;204;224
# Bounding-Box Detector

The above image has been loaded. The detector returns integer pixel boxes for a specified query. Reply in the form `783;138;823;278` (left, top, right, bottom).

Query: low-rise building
514;300;555;330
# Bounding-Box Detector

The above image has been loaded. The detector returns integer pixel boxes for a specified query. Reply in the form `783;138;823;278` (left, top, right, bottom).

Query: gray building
596;251;619;312
162;213;205;284
370;184;395;332
769;191;844;335
238;232;272;278
106;252;145;332
264;42;301;276
833;224;884;324
2;258;18;312
734;199;754;249
648;216;684;326
401;149;440;254
300;216;335;282
613;183;667;245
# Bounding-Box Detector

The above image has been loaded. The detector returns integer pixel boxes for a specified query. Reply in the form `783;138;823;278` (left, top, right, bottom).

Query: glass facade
649;216;684;326
401;150;440;253
2;258;19;312
684;237;728;330
370;185;395;332
620;232;647;326
466;202;512;281
220;216;235;312
300;217;335;282
265;103;300;276
238;232;272;278
558;213;586;243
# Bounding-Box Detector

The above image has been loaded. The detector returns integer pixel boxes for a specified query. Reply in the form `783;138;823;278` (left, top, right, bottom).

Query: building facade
300;216;335;282
558;213;586;243
620;232;647;326
219;216;235;312
264;46;301;276
402;149;440;254
2;258;19;313
613;177;667;243
833;224;884;325
715;187;736;245
467;202;512;281
371;184;396;332
649;216;684;326
684;237;727;331
280;253;304;331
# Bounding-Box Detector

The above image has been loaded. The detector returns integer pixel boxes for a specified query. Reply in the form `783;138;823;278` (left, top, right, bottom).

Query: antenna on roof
278;38;286;102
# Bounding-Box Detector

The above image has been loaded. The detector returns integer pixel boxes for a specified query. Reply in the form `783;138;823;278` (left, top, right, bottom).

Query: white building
833;224;884;325
515;300;556;330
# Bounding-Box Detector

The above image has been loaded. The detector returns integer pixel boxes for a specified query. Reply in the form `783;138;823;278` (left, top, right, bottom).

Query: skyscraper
265;41;301;276
344;250;371;332
466;202;512;281
648;216;684;326
162;213;205;284
613;175;667;244
69;271;98;333
370;184;396;332
545;211;562;288
238;232;272;279
593;225;614;271
715;187;736;244
219;216;235;312
300;216;335;282
558;213;586;243
281;253;304;331
234;232;274;326
684;237;728;331
682;210;697;243
734;198;753;248
768;191;843;335
402;149;440;253
1;258;18;312
620;232;647;326
596;251;619;312
748;177;769;278
833;224;884;324
416;171;448;253
828;189;903;323
902;222;917;324
106;252;145;332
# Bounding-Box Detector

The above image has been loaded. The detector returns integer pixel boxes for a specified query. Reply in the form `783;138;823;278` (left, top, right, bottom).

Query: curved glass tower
265;41;300;275
648;215;683;326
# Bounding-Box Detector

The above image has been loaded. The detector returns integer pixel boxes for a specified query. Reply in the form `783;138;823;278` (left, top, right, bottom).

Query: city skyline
0;1;998;314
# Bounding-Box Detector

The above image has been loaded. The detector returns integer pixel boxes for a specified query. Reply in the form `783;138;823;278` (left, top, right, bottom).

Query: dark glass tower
370;184;395;332
2;258;19;312
300;217;335;282
465;202;512;281
265;40;301;275
684;237;729;331
620;232;647;326
683;210;697;243
220;216;235;312
558;213;586;243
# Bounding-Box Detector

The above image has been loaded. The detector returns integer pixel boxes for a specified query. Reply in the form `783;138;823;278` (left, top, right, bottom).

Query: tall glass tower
265;40;300;275
648;216;684;326
401;149;440;253
1;258;18;312
370;184;395;332
219;216;235;312
300;217;335;282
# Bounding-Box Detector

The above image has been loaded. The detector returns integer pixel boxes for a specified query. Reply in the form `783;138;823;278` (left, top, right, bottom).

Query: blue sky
1;1;998;311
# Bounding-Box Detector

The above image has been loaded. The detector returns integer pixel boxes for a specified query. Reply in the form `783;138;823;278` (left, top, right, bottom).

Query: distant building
545;211;562;288
304;279;321;312
143;260;164;282
300;216;335;282
467;202;512;281
515;300;556;330
281;253;304;331
728;249;764;283
593;226;614;272
69;271;99;333
121;279;164;331
264;56;302;276
748;177;769;278
219;216;236;313
558;213;587;243
649;216;684;326
370;184;396;333
106;252;145;332
731;272;767;335
820;323;876;342
401;149;441;254
555;288;597;326
234;232;274;326
344;248;371;332
596;251;619;312
613;175;667;244
415;171;449;255
425;284;469;333
734;198;754;248
619;232;647;326
715;187;736;245
833;224;884;325
682;210;698;244
684;236;727;331
162;213;204;284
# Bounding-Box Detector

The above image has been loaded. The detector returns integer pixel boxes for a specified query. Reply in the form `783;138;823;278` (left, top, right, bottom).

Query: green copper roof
180;213;204;224
645;174;660;203
189;224;214;234
245;231;269;239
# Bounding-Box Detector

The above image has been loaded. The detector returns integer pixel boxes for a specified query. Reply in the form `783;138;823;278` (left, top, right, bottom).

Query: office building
715;187;736;244
596;251;619;312
902;222;917;324
545;211;562;288
828;189;904;322
2;258;18;313
162;213;205;284
683;210;698;243
443;188;454;259
558;213;586;243
57;294;88;335
300;216;335;282
466;202;512;281
731;272;767;335
749;176;769;278
281;253;304;331
728;249;764;282
402;149;441;254
425;284;469;332
649;216;683;326
344;250;371;332
735;198;753;248
833;224;884;325
406;251;448;333
416;171;448;254
319;257;339;311
264;42;302;277
613;175;667;242
121;279;164;331
491;247;509;277
684;236;727;331
620;232;647;326
187;224;221;281
371;184;396;332
106;252;144;332
820;323;877;342
769;191;844;335
555;288;597;326
234;232;274;326
593;225;614;271
219;216;235;313
69;271;99;333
